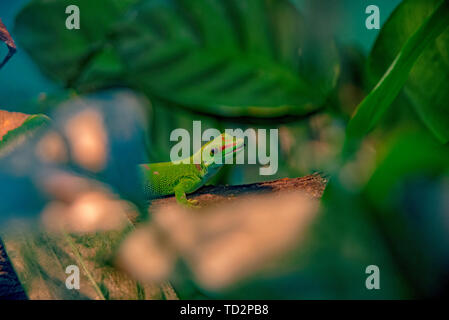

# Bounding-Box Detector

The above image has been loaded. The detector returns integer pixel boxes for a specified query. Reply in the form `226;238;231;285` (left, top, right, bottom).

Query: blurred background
1;0;449;300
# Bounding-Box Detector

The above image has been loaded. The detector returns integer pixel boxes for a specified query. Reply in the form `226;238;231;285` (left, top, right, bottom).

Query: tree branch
151;173;328;208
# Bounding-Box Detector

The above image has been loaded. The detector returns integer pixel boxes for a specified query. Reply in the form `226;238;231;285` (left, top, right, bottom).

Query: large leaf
344;0;449;152
15;0;339;119
368;0;449;143
14;0;138;89
114;0;338;118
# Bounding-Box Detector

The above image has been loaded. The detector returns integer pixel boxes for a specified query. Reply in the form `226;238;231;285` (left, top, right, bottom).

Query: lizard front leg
173;177;201;208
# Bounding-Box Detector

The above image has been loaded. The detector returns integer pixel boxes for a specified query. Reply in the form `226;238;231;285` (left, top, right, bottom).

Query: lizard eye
210;148;218;156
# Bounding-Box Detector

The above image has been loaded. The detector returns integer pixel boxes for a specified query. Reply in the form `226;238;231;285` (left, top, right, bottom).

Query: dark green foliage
14;0;138;88
14;0;339;118
345;0;449;150
368;0;449;143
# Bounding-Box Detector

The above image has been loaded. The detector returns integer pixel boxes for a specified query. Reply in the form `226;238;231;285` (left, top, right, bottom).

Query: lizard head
200;133;245;169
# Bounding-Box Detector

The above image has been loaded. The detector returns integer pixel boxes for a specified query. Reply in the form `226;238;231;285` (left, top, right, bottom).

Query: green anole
140;133;245;207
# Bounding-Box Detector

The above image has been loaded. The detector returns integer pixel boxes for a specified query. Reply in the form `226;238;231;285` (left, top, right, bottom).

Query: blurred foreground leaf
0;90;149;221
0;89;180;300
323;128;449;298
368;0;449;143
116;190;411;299
362;130;449;296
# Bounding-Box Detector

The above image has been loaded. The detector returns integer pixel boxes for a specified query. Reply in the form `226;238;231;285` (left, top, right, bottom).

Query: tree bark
151;173;328;207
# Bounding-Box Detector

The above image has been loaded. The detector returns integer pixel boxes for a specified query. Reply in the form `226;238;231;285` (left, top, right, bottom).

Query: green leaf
15;0;339;119
14;0;138;89
0;113;50;157
345;0;449;148
114;0;338;118
368;0;449;143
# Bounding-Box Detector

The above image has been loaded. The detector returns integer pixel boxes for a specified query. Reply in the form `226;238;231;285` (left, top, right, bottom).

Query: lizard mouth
221;144;244;162
221;139;245;155
233;143;244;153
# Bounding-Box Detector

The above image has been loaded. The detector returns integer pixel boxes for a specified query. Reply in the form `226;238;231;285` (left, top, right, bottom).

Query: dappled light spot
41;191;130;233
117;226;176;283
339;139;377;191
40;172;102;203
182;192;319;290
279;126;295;155
35;131;68;164
153;205;197;253
64;109;107;172
120;191;319;290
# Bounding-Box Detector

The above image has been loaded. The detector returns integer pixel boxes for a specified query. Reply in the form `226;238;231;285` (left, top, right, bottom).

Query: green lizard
140;133;245;207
